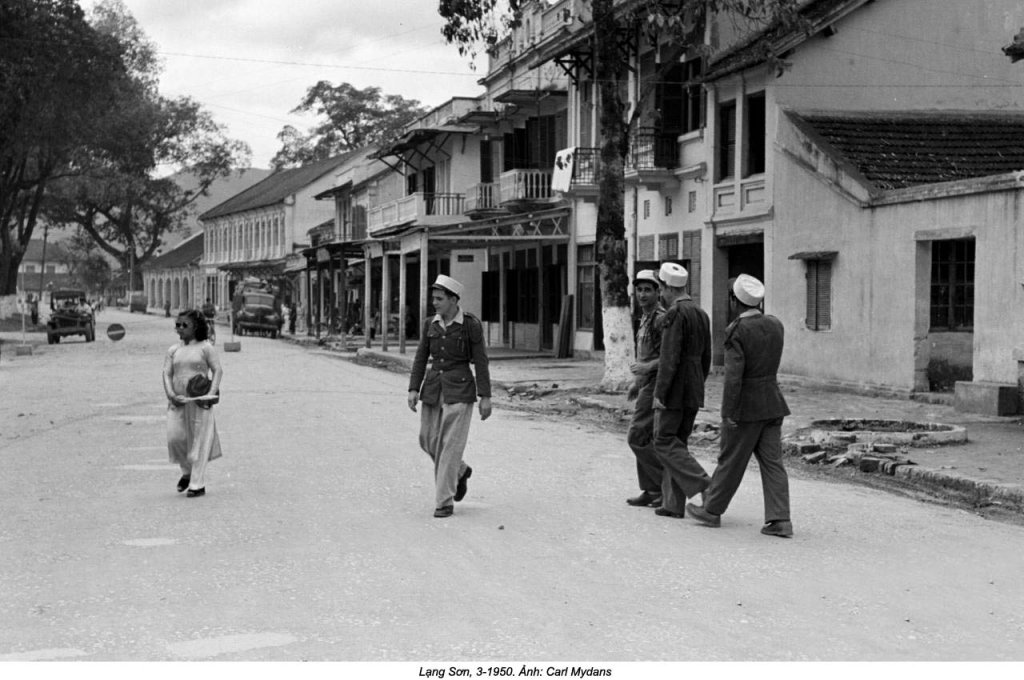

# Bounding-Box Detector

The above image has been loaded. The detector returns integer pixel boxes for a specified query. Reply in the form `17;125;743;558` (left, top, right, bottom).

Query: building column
381;253;391;352
399;250;407;353
364;247;373;348
419;233;428;346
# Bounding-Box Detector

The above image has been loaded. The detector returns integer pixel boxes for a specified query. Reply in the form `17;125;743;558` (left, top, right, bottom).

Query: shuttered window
805;260;832;331
930;238;974;331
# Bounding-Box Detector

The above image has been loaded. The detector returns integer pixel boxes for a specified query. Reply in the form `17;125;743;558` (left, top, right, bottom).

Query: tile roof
22;238;69;262
199;152;358;221
794;112;1024;190
143;232;203;270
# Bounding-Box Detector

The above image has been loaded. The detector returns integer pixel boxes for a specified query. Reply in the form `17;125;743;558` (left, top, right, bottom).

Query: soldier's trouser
419;401;472;509
654;407;710;513
626;383;662;493
705;417;789;522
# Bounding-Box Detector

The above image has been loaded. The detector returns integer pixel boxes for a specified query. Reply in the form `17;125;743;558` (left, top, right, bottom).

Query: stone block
859;456;882;473
801;451;827;464
871;443;898;454
796;443;821;454
222;341;242;352
954;381;1019;416
14;345;32;356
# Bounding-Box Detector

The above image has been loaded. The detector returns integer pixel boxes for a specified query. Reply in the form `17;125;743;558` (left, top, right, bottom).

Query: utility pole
37;223;49;299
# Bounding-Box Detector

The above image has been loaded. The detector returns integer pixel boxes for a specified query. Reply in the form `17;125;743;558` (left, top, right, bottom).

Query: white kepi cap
658;262;689;288
432;274;464;299
732;273;765;307
634;269;659;287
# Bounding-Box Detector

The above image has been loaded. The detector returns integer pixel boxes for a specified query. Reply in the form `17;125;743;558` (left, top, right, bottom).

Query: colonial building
198;154;357;310
695;0;1024;411
141;231;204;313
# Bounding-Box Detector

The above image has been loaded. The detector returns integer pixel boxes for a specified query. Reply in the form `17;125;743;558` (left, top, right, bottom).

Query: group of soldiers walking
405;267;792;538
626;263;793;538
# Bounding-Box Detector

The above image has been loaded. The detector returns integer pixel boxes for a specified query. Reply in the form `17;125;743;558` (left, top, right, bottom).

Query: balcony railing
367;192;465;236
465;182;498;212
571;147;601;186
628;127;679;171
499;168;553;203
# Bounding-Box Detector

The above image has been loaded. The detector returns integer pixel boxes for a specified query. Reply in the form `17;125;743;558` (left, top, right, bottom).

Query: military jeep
46;290;95;344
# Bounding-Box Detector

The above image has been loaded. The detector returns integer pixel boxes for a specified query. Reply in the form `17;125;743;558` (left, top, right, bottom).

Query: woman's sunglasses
175;322;191;328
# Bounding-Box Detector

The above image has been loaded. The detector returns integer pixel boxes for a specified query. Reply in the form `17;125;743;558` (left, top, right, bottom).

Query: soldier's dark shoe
186;487;205;498
653;506;684;518
434;505;454;518
626;491;662;507
761;520;793;538
686;503;721;527
177;475;191;493
454;466;472;502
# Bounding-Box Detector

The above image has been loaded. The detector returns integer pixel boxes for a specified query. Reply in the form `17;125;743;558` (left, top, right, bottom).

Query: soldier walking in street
684;274;794;536
625;270;666;508
687;274;793;537
651;262;712;518
407;275;492;518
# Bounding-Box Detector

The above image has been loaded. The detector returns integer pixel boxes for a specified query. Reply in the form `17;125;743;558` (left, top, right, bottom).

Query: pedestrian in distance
687;274;794;537
651;262;712;519
407;275;492;518
201;298;217;344
625;269;667;508
164;309;223;498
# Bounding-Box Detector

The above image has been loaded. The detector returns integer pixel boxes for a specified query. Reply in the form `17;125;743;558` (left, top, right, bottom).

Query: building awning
788;250;839;261
373;124;479;159
217;259;286;277
314;180;352;201
494;89;568;105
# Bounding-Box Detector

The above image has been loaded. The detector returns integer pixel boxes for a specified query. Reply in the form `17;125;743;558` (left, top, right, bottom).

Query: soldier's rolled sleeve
408;320;432;392
654;312;680;403
468;317;491;398
721;328;746;419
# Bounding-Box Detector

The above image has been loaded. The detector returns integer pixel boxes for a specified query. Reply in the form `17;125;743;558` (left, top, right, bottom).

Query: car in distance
129;292;147;313
232;290;283;338
46;289;95;344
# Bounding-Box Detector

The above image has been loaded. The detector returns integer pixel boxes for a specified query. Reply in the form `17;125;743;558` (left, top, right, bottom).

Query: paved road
2;310;1024;661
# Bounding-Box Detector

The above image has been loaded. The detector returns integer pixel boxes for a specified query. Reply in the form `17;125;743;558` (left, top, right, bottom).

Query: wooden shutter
806;260;832;330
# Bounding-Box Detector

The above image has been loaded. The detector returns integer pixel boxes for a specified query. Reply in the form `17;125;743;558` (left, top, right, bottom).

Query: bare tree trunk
594;0;634;391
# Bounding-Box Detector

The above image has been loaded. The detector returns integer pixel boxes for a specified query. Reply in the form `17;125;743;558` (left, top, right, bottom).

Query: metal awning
314;180;352;201
788;250;839;261
494;89;568;105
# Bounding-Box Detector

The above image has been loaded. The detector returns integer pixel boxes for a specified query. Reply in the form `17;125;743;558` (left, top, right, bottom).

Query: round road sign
107;323;126;341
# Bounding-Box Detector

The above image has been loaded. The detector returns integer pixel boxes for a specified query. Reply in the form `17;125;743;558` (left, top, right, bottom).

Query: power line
158;50;479;77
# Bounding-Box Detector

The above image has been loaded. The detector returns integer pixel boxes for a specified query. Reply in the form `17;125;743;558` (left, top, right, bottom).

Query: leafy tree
271;82;427;170
0;0;130;301
43;0;250;291
439;0;801;388
59;228;113;294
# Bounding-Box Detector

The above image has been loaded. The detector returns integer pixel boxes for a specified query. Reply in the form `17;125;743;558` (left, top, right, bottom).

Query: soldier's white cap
633;269;659;287
658;262;689;288
732;273;765;307
432;274;464;299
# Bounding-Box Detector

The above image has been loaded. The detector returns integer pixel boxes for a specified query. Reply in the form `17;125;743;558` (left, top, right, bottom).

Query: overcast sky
84;0;486;169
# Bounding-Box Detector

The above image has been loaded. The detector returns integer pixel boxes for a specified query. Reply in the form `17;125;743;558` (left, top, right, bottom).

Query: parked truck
230;279;284;338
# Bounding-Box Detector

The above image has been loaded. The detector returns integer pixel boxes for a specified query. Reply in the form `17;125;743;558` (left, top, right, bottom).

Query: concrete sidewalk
326;336;1024;516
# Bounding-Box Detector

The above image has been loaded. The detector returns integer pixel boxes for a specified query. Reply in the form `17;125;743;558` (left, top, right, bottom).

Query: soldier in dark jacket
651;262;712;518
687;274;793;538
408;275;492;518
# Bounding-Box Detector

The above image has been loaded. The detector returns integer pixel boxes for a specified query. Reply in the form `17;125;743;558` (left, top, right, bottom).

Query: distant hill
160;167;274;250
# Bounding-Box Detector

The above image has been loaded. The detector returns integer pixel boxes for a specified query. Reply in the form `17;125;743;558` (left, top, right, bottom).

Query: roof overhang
494;89;568;105
788;250;838;261
314;180;353;201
